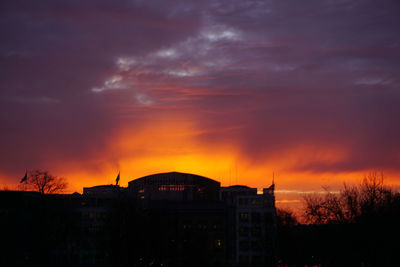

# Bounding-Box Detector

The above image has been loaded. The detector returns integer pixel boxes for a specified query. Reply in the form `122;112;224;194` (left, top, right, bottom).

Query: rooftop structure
83;184;125;198
128;171;220;202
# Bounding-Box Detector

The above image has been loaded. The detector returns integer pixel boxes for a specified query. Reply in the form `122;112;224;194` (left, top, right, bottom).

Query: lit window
158;185;185;191
239;212;249;221
198;222;207;229
215;239;222;248
212;223;223;231
251;198;261;205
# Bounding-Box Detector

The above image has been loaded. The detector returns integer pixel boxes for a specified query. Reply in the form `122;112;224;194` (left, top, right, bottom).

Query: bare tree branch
24;170;68;194
303;171;397;224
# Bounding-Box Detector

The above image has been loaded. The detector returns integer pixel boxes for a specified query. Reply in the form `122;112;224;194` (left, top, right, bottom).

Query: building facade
1;171;277;267
220;185;277;267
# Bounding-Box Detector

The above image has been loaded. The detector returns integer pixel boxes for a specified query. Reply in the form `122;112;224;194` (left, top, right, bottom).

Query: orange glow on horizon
1;112;399;213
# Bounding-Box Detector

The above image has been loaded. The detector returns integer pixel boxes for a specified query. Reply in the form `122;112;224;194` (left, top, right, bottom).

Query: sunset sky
1;0;400;208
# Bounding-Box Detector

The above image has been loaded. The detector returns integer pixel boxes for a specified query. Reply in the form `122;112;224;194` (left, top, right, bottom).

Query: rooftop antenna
271;172;275;191
115;171;120;186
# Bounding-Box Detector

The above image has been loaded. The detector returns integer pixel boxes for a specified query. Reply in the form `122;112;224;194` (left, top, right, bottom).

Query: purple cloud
1;0;400;183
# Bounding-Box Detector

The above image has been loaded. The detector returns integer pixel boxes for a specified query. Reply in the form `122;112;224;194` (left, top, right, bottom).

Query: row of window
81;199;112;207
168;239;223;249
238;197;272;206
239;226;262;237
182;222;224;231
239;241;263;251
239;212;274;223
238;212;261;222
239;255;263;265
158;185;186;191
82;211;108;220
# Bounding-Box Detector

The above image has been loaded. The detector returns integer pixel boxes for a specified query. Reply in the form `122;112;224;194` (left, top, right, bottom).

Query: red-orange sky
1;0;400;210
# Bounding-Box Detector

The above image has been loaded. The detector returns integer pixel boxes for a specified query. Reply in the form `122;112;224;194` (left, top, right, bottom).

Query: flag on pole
20;170;28;183
115;172;120;186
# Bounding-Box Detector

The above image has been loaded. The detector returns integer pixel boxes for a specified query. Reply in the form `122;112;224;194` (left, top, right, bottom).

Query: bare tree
276;208;299;227
1;185;10;191
303;188;345;224
22;170;68;194
303;171;396;224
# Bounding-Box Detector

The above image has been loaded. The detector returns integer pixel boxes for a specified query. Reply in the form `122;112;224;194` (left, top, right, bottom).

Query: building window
215;239;222;248
251;241;262;251
251;198;261;205
252;256;262;265
158;185;185;191
239;255;249;264
198;222;207;230
183;223;192;230
213;223;223;231
251;212;261;223
97;212;107;220
239;212;249;222
239;198;248;206
239;241;249;251
239;226;249;236
222;192;227;199
251;227;261;237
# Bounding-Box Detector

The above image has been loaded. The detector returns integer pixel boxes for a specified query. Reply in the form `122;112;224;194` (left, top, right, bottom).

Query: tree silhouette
276;208;299;227
22;169;67;194
303;171;397;224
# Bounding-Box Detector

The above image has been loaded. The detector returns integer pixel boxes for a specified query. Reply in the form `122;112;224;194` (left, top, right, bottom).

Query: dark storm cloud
1;0;400;180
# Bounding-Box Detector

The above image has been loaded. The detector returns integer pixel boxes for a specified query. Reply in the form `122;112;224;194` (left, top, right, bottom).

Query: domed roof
128;171;219;185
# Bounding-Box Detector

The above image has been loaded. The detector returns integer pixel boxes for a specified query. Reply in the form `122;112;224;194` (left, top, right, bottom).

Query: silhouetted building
1;172;277;267
127;172;227;267
128;171;220;202
83;184;126;198
221;185;277;267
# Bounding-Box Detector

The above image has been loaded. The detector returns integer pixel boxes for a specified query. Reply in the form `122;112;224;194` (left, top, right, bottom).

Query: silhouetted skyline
1;0;400;207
